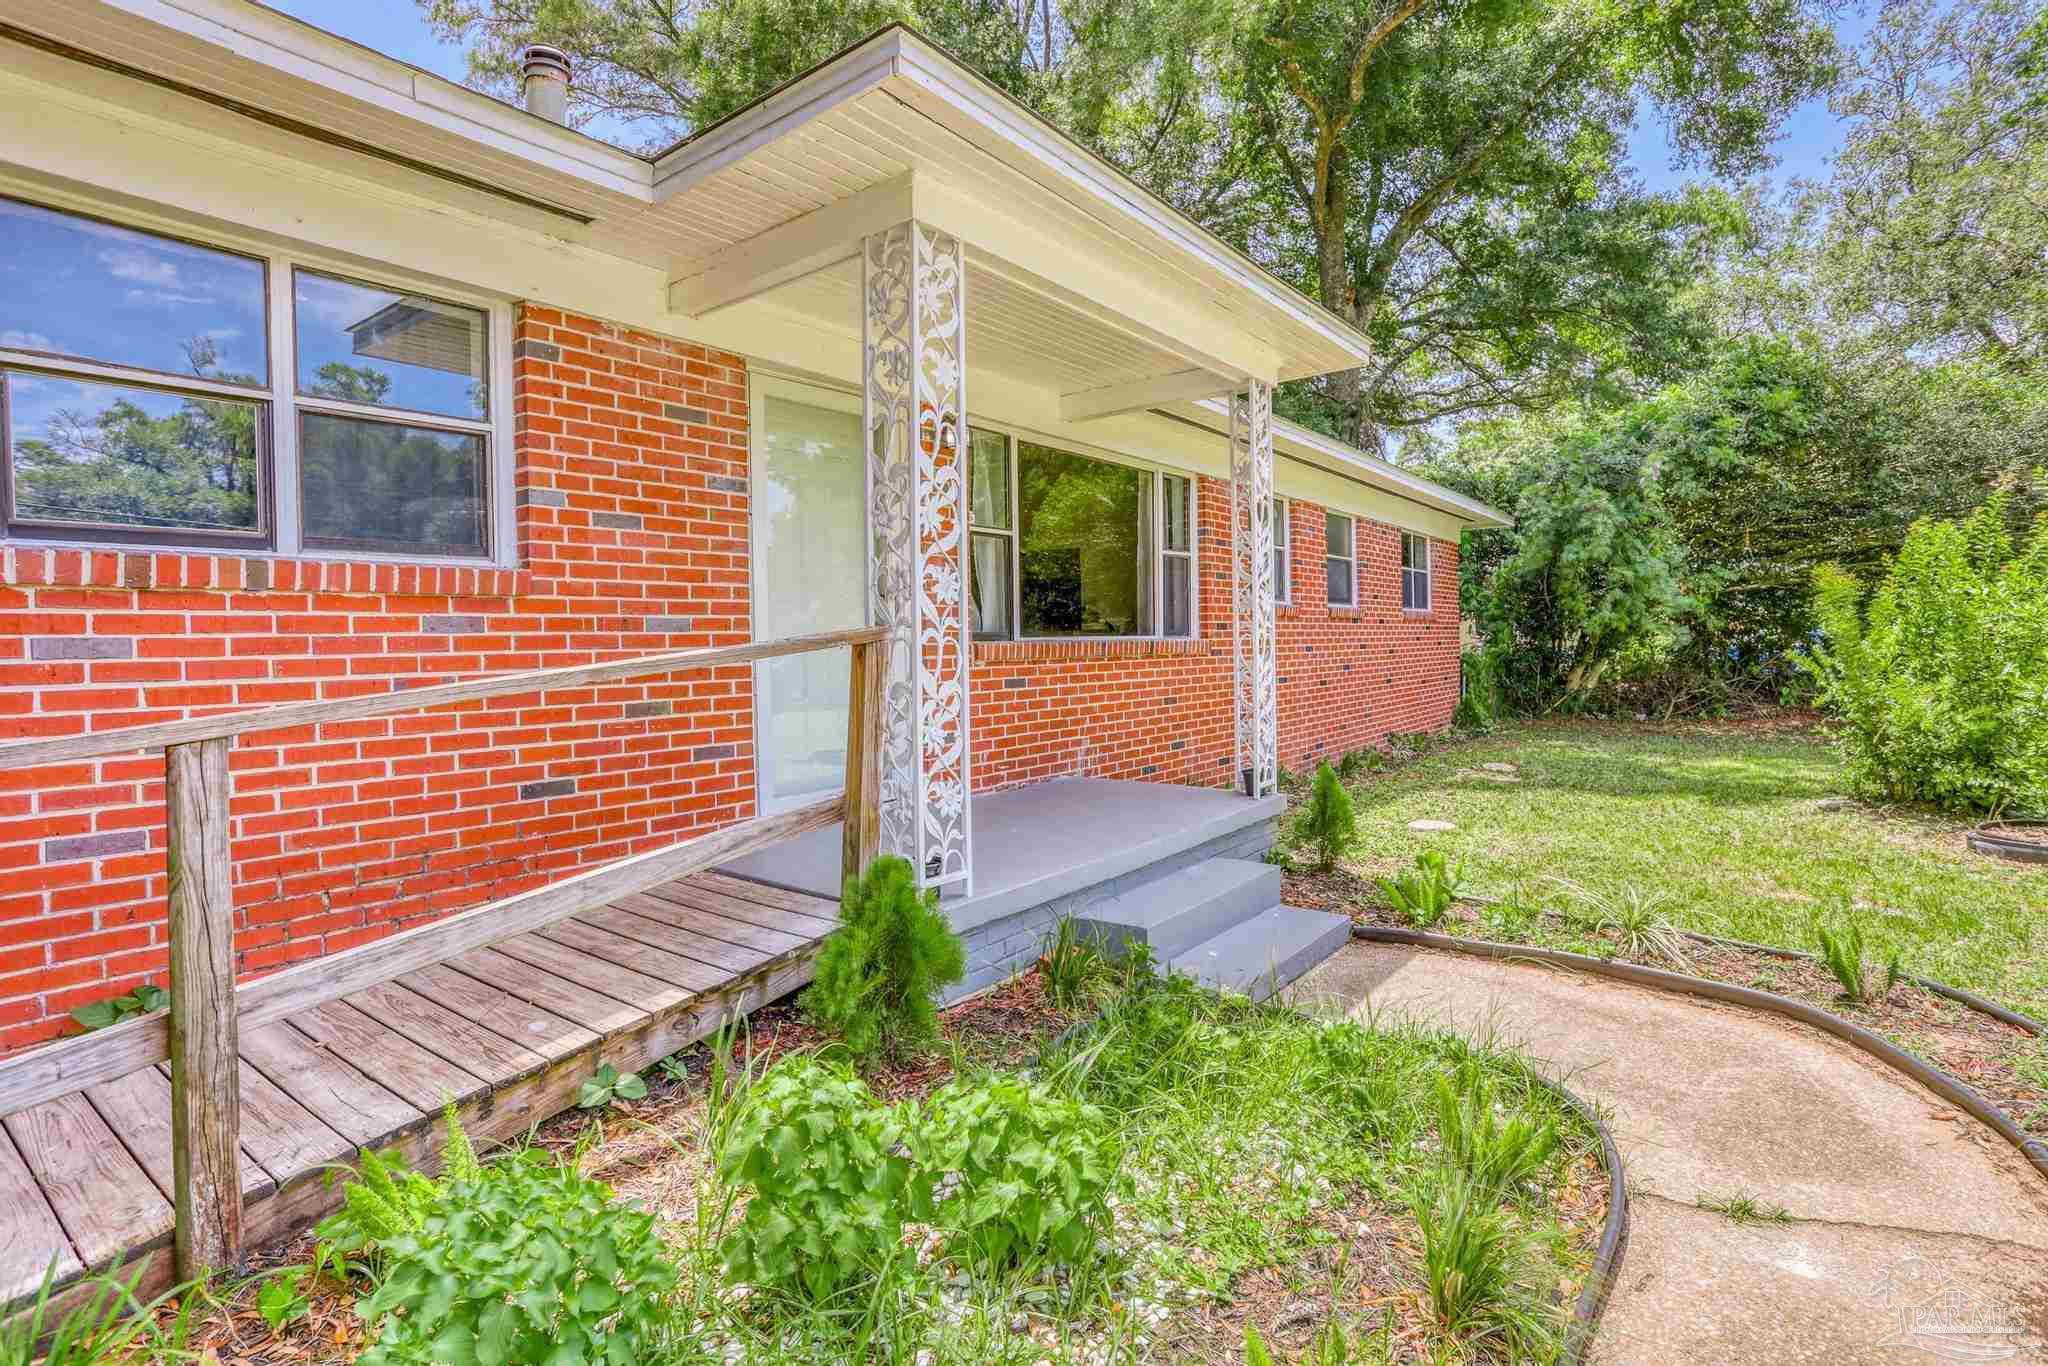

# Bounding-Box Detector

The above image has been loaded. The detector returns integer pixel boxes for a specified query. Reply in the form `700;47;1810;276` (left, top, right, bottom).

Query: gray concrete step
1168;905;1354;1002
1071;858;1281;961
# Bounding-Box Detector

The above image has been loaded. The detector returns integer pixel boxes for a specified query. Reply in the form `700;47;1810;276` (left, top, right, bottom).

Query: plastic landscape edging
1349;926;2048;1187
1029;972;1631;1365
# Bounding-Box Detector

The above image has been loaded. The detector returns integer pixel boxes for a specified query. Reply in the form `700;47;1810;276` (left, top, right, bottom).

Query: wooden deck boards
0;870;836;1310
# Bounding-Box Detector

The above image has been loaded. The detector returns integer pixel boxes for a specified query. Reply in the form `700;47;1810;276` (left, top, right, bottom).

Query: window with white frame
1326;511;1356;607
1272;496;1290;603
1401;532;1432;610
967;428;1195;639
0;195;500;560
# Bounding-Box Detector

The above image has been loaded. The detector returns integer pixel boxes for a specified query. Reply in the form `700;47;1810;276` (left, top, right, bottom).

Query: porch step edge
1070;858;1281;961
1167;905;1353;1003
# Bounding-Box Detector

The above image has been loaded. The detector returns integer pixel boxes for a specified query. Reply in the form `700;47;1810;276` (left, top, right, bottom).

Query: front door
753;380;866;812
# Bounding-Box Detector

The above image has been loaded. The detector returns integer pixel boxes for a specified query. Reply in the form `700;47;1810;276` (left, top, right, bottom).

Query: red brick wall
969;475;1461;791
0;305;753;1051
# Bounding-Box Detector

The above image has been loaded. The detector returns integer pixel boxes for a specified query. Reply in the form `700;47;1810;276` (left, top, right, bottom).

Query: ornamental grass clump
802;854;965;1062
1292;761;1358;871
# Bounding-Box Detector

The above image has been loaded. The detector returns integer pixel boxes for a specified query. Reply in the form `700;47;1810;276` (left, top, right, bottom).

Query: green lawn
1331;721;2048;1020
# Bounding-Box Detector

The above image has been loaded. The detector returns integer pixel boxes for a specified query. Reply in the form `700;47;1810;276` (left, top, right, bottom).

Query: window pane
971;532;1013;638
1326;511;1352;558
1163;555;1192;637
969;428;1010;529
1404;568;1429;611
1272;498;1288;600
1328;558;1354;606
1162;474;1189;552
295;271;486;419
299;411;485;556
1402;533;1425;571
0;199;267;384
1018;443;1150;636
5;371;261;535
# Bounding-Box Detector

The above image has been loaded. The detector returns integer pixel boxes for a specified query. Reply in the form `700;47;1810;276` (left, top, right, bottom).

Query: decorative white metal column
1230;381;1278;798
862;221;973;893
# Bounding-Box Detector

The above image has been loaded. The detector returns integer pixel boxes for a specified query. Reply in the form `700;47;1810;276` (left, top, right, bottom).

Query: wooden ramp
0;869;835;1309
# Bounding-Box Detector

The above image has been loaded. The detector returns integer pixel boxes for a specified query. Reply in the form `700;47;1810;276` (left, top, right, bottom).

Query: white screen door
754;383;866;811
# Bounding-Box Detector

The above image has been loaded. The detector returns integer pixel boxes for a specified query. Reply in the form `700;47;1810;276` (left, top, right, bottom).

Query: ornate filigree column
862;221;973;892
1230;381;1277;798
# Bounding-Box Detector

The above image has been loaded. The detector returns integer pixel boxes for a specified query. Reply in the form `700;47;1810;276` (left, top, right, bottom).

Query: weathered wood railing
0;624;888;1280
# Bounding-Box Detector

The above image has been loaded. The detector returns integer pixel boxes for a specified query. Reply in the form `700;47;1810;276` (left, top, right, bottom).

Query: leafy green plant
1697;1191;1793;1226
1453;650;1501;732
1336;748;1365;780
716;1055;916;1298
802;854;966;1061
913;1073;1116;1270
67;982;167;1032
1433;1067;1558;1205
1551;878;1694;967
1378;850;1465;927
577;1062;648;1109
354;1149;675;1366
0;1261;199;1366
1803;495;2048;816
1815;915;1904;1006
1308;1019;1409;1142
1244;1321;1276;1366
1038;916;1112;1011
255;1265;313;1333
1411;1177;1549;1350
1292;761;1359;871
316;1102;478;1277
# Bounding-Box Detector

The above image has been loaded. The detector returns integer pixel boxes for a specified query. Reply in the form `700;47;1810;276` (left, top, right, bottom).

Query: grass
1318;720;2047;1019
1695;1192;1794;1227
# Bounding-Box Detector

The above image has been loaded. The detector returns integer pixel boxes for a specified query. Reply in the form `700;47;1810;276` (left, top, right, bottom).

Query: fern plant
1292;761;1358;871
316;1102;474;1277
1815;915;1904;1006
802;854;966;1061
1378;850;1465;926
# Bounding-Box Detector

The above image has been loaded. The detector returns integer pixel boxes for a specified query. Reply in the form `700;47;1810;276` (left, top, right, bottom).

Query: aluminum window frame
1401;532;1433;612
1272;495;1291;605
1325;510;1357;608
0;189;515;567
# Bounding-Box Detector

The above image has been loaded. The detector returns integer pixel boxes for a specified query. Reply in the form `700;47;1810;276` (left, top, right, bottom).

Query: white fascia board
668;173;918;317
1181;399;1512;529
85;0;654;200
882;31;1372;374
1060;368;1235;423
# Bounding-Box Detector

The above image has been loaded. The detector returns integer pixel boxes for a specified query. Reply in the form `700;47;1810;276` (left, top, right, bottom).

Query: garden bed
151;967;1608;1365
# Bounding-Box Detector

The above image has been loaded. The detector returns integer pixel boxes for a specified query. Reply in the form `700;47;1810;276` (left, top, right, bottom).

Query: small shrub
716;1055;916;1298
1378;850;1465;926
1293;761;1359;871
914;1074;1116;1270
1803;495;2048;816
68;982;167;1033
355;1150;674;1366
1433;1067;1557;1205
802;854;966;1061
1453;650;1501;732
1336;748;1365;780
1815;915;1903;1006
1412;1177;1547;1348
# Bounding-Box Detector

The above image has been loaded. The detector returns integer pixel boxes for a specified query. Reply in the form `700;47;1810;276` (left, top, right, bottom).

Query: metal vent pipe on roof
520;45;571;124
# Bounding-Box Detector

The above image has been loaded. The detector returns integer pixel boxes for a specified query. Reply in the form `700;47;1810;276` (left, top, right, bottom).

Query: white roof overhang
0;4;1373;412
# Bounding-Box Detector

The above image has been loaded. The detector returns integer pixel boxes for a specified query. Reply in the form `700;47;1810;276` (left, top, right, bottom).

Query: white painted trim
668;174;917;317
1060;367;1233;423
1273;495;1292;606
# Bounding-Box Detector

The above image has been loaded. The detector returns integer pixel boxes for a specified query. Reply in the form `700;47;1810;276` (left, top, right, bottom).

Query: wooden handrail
0;625;891;1280
0;625;887;769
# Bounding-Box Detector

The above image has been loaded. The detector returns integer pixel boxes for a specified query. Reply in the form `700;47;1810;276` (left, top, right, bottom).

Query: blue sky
267;0;1876;189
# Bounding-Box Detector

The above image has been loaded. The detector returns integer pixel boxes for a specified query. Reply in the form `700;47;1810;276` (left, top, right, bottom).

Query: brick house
0;5;1507;1057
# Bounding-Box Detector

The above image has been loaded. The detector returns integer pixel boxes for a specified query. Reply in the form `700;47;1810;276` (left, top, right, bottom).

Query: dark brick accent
518;778;577;801
423;615;488;634
591;511;642;531
244;558;268;591
518;487;568;508
1002;677;1027;689
693;744;735;761
123;553;152;589
1171;739;1186;750
514;338;561;363
706;474;747;493
663;403;710;424
644;615;693;633
44;830;148;862
622;700;672;718
31;638;132;661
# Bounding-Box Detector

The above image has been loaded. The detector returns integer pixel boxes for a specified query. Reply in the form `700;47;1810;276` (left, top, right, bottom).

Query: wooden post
166;737;242;1278
841;635;884;888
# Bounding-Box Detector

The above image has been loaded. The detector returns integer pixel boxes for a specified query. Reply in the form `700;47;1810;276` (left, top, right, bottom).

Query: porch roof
2;4;1371;407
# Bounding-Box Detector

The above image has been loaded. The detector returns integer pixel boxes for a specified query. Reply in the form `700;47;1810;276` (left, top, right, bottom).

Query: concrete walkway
1288;942;2048;1364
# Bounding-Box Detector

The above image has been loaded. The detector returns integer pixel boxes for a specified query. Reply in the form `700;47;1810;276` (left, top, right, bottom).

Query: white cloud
0;330;54;351
98;247;181;288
